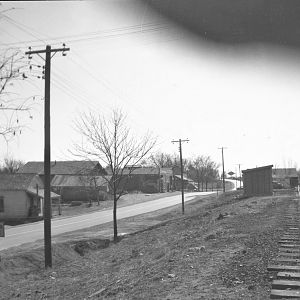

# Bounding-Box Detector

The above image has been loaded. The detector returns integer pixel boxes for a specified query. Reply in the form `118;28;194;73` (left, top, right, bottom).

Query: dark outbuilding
242;165;273;197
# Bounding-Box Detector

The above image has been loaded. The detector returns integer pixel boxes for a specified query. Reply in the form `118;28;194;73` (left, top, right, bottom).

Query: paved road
0;191;215;250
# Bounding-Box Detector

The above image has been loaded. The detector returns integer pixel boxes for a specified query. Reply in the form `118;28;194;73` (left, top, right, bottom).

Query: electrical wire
1;14;181;135
0;22;169;50
2;15;46;46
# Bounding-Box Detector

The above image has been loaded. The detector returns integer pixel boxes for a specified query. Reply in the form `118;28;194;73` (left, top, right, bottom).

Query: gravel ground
0;192;296;299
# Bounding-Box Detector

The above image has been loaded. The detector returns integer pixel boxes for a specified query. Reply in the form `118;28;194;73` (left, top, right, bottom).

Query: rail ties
267;199;300;299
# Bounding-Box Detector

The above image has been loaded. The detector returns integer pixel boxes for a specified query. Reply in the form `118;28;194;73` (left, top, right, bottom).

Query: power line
13;29;143;131
68;50;150;130
0;22;169;50
1;13;179;136
2;15;46;46
28;56;107;113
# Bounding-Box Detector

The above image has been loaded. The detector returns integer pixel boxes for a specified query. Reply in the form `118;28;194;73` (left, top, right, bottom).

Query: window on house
0;196;3;212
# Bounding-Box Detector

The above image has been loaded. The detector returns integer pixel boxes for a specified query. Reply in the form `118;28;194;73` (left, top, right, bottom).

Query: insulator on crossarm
27;47;32;59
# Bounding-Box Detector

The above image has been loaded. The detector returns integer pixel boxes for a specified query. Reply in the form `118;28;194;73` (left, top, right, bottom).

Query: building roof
51;175;110;187
122;167;160;175
106;167;161;176
18;161;101;175
0;173;42;191
174;174;194;182
242;165;273;174
272;168;298;178
160;168;173;175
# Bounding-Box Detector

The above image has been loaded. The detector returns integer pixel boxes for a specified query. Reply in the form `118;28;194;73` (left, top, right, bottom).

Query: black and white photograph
1;1;300;299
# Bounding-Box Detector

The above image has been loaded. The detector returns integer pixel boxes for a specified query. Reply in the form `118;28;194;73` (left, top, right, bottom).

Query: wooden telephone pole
218;147;227;193
25;45;70;268
172;138;189;214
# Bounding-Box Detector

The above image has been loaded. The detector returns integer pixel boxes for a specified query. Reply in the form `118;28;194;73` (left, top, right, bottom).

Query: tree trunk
205;181;208;191
201;182;204;192
97;190;100;206
113;192;118;242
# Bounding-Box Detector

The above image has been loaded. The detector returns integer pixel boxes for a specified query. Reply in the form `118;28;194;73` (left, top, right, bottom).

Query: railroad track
267;197;300;299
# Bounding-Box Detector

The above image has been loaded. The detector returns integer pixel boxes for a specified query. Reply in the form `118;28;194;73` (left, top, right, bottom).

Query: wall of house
114;174;160;193
29;175;44;190
173;177;191;191
160;169;173;192
127;174;160;193
0;190;30;220
274;177;299;189
53;186;108;202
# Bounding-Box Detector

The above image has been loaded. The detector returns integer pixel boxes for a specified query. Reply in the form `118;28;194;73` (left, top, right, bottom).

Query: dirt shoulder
0;192;295;299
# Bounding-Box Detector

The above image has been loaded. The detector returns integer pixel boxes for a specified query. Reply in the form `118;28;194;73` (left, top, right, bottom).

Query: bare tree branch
0;49;39;141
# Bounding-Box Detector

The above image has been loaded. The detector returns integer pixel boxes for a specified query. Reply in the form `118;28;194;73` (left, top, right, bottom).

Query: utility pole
172;138;189;214
235;167;238;189
218;147;227;193
237;163;242;189
25;45;69;268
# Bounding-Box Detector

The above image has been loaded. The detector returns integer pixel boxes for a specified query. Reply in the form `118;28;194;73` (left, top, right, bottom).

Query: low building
0;173;60;222
172;165;196;191
242;165;273;197
272;168;299;189
51;175;111;202
107;166;173;194
173;174;196;191
18;160;106;183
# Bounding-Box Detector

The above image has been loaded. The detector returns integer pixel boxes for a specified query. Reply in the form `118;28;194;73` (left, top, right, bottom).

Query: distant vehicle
272;181;284;189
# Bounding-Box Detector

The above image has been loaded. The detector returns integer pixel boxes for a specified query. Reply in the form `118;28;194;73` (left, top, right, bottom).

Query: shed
0;173;59;222
272;168;299;188
242;165;273;197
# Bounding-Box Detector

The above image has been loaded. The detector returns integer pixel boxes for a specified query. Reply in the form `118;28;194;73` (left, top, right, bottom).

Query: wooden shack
242;165;273;197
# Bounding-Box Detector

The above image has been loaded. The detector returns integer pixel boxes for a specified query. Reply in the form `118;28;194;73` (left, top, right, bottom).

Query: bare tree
149;151;174;168
188;155;219;191
203;160;219;191
72;109;156;241
0;155;24;173
0;49;35;141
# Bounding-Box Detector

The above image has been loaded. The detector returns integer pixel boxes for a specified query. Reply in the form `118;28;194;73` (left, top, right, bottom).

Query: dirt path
0;192;296;299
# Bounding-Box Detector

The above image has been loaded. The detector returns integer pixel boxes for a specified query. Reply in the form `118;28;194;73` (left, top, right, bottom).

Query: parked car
272;181;284;189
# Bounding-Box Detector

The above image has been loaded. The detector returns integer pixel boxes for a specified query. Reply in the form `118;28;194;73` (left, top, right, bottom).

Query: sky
1;1;300;175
